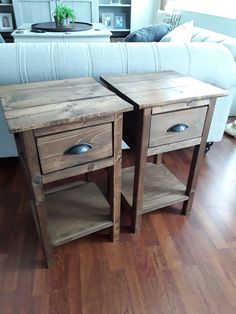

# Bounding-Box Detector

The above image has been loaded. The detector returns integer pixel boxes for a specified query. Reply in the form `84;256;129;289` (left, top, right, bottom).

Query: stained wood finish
0;131;236;314
122;163;189;212
147;137;201;156
151;99;210;114
102;71;227;232
45;181;112;246
108;113;123;241
182;98;217;215
0;77;132;133
34;115;114;137
37;123;113;174
132;108;152;232
101;71;227;110
42;157;114;185
149;107;207;147
18;130;53;268
1;77;133;267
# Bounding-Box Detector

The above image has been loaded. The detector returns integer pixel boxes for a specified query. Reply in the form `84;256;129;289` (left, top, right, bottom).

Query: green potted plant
54;4;76;29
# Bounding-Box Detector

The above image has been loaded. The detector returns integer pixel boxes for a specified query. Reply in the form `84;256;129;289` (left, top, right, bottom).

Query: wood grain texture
37;123;113;174
34;116;114;137
105;71;224;229
132;108;152;232
147;138;201;156
101;70;227;110
42;157;114;184
122;163;189;213
0;77;133;133
108;113;123;241
182;98;217;215
151;99;210;114
45;181;113;246
1;128;236;314
149;107;207;147
1;76;129;267
20;130;53;267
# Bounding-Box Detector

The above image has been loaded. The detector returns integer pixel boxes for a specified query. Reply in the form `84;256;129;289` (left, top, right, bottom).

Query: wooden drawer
149;107;207;147
37;123;113;174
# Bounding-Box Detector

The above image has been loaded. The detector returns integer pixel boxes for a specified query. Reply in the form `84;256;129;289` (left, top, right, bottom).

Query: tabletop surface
0;77;132;133
100;71;228;110
12;23;112;37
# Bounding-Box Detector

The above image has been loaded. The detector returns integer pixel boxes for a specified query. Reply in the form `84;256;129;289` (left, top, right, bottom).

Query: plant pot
63;18;71;28
54;16;63;29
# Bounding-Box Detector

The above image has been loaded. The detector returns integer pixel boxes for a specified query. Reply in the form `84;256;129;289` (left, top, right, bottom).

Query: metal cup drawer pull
167;124;189;133
64;143;92;155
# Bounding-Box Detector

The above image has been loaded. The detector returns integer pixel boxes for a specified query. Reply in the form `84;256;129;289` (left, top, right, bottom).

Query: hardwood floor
0;130;236;314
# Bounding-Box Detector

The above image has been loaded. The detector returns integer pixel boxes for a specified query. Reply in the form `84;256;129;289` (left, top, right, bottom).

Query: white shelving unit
0;1;16;40
9;0;157;39
99;4;131;7
99;0;131;36
12;0;99;27
99;0;158;36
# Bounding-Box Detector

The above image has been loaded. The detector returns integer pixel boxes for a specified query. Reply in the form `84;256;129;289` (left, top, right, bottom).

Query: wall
179;10;236;38
131;0;159;31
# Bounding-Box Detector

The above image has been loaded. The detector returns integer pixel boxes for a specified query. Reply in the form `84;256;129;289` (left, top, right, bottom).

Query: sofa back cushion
161;21;194;42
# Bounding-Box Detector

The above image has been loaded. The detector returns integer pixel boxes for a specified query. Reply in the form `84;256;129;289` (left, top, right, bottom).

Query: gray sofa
1;42;236;157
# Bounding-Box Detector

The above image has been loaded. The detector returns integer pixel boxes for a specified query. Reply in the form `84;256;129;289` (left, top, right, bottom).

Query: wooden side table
0;77;132;267
101;71;227;232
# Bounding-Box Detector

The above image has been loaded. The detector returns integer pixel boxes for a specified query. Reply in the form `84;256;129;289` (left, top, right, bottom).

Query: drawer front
37;123;113;174
149;107;207;148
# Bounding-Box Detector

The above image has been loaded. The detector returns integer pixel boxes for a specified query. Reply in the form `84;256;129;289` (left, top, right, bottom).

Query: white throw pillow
160;21;194;43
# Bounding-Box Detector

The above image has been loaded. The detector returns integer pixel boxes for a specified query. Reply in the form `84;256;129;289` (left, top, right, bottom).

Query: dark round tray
31;22;93;33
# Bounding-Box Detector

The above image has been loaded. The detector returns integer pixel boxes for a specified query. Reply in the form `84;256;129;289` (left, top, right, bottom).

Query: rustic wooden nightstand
0;77;132;267
101;71;227;232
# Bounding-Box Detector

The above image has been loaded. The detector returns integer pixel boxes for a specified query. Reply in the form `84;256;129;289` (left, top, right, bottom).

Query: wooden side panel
20;130;53;267
37;123;113;174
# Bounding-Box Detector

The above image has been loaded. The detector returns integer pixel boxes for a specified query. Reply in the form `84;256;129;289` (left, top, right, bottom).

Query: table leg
132;108;152;232
21;130;53;267
182;98;216;215
109;113;122;241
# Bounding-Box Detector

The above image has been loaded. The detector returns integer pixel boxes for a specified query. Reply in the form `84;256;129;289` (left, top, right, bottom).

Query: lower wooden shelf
45;181;112;246
122;163;189;213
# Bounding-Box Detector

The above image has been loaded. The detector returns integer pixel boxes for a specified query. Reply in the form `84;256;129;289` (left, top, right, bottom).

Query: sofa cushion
123;23;170;42
161;21;194;42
